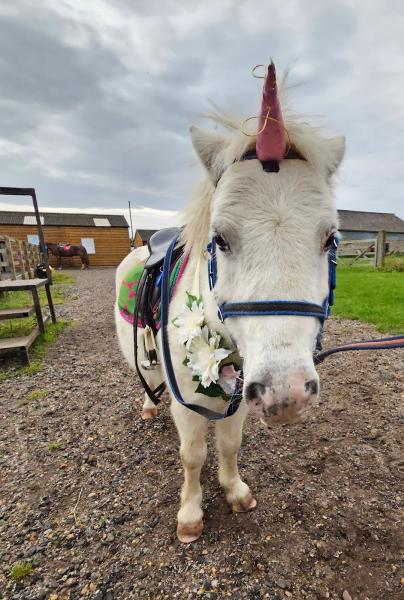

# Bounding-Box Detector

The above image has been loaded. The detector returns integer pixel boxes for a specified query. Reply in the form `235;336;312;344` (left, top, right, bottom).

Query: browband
216;145;306;182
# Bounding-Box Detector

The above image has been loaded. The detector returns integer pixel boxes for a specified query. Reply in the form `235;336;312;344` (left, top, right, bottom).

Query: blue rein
160;235;243;421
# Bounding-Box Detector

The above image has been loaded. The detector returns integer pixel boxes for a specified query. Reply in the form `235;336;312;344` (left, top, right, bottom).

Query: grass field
0;272;75;380
333;266;404;333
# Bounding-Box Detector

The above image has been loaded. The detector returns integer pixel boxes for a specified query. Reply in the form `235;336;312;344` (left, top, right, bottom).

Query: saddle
133;227;184;405
137;227;183;333
145;227;183;270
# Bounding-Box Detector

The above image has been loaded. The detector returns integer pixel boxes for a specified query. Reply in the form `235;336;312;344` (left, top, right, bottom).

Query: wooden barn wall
0;225;130;268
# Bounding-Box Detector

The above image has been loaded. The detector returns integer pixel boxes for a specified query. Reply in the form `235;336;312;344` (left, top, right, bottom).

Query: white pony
115;63;345;543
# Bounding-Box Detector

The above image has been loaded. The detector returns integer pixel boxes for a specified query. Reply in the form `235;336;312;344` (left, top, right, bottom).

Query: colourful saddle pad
118;253;188;328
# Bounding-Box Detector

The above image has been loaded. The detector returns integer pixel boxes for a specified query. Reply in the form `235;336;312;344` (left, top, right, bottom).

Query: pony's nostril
245;382;266;401
305;379;319;395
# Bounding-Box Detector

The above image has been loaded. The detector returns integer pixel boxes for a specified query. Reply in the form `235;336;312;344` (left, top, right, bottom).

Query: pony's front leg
171;401;208;543
215;402;257;512
141;395;158;420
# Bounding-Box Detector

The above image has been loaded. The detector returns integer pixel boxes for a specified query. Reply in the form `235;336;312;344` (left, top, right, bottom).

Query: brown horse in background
46;242;90;270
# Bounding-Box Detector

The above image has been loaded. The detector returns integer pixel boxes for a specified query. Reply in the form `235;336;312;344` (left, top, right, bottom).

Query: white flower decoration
174;298;205;348
186;326;232;388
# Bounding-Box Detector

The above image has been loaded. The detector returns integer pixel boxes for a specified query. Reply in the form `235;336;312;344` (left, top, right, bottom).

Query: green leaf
194;381;232;401
182;357;189;366
195;382;224;397
185;291;198;309
185;291;202;309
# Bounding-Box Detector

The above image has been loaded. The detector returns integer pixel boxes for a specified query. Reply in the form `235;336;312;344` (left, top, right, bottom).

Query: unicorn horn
256;61;286;163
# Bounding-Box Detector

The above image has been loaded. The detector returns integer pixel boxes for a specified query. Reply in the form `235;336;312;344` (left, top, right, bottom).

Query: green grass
27;389;49;402
333;266;404;333
9;561;33;582
18;389;49;407
47;440;62;451
49;272;76;284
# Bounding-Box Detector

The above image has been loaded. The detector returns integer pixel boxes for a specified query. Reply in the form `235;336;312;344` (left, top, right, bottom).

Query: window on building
27;234;39;245
93;218;111;227
23;215;44;225
81;238;96;254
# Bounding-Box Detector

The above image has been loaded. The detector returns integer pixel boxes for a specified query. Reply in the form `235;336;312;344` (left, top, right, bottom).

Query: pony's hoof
230;492;257;513
177;520;203;543
142;408;158;420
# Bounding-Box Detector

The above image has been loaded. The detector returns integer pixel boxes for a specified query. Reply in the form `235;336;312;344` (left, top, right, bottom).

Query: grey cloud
0;0;403;218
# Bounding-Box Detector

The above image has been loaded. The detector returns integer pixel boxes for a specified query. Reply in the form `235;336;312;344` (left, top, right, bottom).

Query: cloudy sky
0;0;403;228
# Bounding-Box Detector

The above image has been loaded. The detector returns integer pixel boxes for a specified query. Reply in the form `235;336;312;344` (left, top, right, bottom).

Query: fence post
375;230;386;267
5;236;17;279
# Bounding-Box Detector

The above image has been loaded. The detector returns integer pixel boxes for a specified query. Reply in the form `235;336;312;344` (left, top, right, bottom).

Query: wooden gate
0;235;42;280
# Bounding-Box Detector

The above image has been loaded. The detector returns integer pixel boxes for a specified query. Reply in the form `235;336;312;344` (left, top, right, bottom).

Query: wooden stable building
0;211;130;268
338;210;404;251
133;228;158;247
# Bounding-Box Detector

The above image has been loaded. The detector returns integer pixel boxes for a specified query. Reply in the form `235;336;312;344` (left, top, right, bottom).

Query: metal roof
338;210;404;233
0;211;128;228
135;229;158;241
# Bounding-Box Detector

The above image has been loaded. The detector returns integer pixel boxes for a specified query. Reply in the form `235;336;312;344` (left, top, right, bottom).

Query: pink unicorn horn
256;61;286;163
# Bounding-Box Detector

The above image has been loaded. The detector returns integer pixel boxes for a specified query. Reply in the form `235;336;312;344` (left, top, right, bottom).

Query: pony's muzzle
245;371;319;424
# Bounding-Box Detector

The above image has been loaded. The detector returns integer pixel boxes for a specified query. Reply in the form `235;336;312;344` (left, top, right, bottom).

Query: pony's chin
258;410;307;427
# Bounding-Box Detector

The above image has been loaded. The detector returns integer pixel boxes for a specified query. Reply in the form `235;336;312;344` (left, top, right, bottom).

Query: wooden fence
0;235;42;280
338;231;390;267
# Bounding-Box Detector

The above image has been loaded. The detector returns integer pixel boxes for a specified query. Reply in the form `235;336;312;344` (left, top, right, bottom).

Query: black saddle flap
144;227;183;270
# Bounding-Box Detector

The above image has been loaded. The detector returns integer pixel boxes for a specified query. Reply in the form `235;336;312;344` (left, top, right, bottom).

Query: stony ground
0;268;403;600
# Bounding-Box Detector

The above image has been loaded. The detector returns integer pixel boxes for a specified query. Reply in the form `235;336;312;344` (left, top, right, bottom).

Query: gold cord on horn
240;63;291;153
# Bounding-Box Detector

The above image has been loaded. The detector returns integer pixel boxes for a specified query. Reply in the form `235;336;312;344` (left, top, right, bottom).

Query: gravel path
0;268;403;600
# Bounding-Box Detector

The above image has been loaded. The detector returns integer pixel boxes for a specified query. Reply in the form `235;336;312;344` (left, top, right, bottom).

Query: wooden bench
0;278;56;365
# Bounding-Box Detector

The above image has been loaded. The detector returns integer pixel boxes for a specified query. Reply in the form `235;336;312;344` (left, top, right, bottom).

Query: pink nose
245;374;319;421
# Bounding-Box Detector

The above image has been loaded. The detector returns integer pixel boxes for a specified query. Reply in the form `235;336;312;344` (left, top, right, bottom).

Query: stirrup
143;325;159;367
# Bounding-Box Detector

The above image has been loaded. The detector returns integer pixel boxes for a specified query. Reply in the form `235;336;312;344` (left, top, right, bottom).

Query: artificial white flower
174;298;205;348
186;326;232;388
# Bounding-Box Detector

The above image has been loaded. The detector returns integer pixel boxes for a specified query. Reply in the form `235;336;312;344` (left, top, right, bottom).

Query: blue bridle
207;234;339;325
160;232;338;421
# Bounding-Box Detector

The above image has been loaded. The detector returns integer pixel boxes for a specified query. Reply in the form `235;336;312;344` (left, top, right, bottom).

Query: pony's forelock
182;105;344;250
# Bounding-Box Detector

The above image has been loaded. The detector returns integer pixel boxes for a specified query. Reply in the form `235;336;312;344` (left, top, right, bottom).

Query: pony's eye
323;232;336;251
215;233;230;253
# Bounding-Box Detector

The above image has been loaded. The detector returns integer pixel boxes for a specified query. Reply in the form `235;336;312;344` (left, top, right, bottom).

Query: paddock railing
337;231;399;267
0;235;42;280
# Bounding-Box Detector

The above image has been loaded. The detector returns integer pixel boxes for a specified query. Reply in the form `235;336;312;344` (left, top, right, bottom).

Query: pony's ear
326;136;345;177
190;126;228;183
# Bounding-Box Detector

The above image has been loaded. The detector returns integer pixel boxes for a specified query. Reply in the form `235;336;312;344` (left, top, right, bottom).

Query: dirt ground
0;268;403;600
